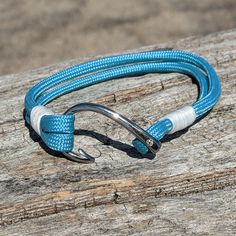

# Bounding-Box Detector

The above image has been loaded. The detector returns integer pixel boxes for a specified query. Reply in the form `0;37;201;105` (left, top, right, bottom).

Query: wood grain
0;29;236;235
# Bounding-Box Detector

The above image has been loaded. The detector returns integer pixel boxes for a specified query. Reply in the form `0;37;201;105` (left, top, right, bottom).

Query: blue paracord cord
25;50;221;154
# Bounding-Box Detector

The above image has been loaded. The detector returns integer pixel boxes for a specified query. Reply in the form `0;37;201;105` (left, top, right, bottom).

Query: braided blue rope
25;50;221;154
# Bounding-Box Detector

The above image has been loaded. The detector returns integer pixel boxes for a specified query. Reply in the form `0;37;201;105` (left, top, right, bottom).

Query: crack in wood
0;168;235;226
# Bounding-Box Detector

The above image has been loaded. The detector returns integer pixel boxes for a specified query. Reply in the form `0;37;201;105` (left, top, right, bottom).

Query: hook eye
62;102;161;163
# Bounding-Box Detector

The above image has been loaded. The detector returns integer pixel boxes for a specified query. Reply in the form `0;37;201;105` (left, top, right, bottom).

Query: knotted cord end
30;105;75;152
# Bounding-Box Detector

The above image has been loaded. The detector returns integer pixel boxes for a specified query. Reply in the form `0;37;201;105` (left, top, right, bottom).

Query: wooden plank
1;188;235;235
0;29;236;235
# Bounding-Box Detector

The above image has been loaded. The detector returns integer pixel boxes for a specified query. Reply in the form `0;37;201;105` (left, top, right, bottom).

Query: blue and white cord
25;50;221;155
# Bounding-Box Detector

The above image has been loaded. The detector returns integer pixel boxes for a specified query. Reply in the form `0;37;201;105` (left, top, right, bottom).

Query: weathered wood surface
0;30;236;235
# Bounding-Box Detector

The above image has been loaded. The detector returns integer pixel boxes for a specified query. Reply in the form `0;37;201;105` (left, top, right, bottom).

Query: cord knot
30;106;75;152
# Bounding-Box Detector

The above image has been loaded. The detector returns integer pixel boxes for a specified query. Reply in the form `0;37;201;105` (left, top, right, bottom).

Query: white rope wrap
30;105;54;135
162;106;197;134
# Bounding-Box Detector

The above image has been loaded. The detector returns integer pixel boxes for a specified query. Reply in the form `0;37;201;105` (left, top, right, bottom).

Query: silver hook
62;103;161;163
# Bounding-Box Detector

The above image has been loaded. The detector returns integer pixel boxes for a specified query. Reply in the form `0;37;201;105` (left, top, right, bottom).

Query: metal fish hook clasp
62;103;161;163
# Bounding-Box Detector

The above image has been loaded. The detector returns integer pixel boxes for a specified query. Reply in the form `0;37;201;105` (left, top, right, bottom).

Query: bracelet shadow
24;108;211;162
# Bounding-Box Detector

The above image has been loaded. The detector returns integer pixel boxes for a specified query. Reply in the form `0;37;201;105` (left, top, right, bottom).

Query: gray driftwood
0;30;236;235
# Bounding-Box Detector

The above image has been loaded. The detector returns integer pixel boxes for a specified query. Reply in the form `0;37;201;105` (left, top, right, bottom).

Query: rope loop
25;50;221;157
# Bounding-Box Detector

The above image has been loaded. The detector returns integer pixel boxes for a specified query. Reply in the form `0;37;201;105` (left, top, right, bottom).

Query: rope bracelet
24;50;221;162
